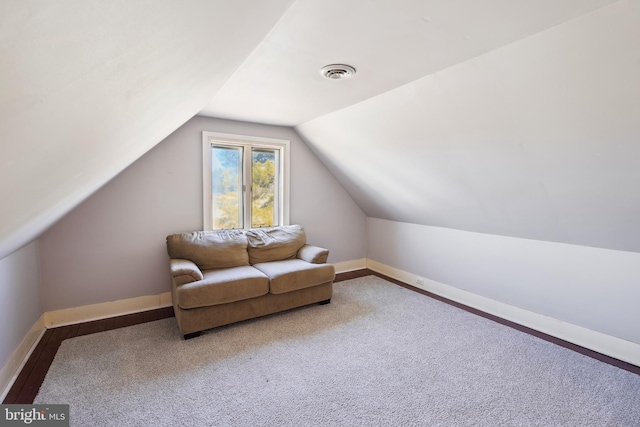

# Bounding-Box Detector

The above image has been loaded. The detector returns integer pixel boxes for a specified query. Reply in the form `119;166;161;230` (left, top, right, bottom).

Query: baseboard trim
334;258;367;273
42;258;367;328
366;259;640;368
35;258;637;376
0;315;46;402
44;292;173;328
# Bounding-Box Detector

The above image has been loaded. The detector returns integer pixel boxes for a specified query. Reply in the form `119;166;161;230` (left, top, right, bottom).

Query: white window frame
202;131;290;230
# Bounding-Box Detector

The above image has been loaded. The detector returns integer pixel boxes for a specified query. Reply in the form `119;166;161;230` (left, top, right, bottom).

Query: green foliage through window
210;145;279;229
252;150;276;228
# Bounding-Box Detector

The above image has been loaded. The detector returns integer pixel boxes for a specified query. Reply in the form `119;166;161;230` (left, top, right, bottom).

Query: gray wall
39;116;366;312
0;243;42;368
368;218;640;345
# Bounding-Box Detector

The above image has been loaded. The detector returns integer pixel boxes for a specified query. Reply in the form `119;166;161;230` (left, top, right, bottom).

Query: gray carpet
35;276;640;426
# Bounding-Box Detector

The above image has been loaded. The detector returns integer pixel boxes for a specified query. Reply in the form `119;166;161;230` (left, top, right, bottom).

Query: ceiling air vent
320;64;356;80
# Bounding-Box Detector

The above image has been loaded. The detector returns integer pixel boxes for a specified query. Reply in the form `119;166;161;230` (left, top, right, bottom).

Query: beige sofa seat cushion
167;230;249;270
253;259;335;295
175;266;268;309
246;225;306;264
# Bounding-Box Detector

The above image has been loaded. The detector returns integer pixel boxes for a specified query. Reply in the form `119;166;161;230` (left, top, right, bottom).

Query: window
202;131;290;230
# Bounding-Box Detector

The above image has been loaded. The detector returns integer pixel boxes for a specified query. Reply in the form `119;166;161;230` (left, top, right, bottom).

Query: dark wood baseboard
2;307;175;404
3;269;637;404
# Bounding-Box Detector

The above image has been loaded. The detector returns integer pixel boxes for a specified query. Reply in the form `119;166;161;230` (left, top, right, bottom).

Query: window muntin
203;132;289;230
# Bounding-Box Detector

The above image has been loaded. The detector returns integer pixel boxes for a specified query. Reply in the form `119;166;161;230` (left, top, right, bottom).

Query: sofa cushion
246;225;306;265
175;266;269;309
167;230;249;270
252;259;335;294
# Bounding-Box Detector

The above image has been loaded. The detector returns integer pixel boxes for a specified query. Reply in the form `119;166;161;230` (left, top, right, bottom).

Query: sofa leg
183;331;201;340
318;299;331;305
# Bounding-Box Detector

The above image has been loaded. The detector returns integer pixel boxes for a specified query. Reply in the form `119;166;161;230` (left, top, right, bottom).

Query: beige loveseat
166;225;335;338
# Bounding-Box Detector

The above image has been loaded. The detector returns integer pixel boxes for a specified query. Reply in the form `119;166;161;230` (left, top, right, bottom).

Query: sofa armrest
297;244;329;264
170;259;203;286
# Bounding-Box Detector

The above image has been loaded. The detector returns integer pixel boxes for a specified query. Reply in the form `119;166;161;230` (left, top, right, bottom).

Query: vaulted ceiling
2;0;639;259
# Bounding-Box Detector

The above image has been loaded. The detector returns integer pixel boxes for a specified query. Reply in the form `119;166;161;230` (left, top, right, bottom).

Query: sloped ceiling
2;0;639;260
296;0;640;252
204;0;640;253
200;0;619;126
0;0;294;259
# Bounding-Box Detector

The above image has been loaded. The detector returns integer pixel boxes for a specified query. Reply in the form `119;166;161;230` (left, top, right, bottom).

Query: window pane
211;146;243;229
251;149;279;228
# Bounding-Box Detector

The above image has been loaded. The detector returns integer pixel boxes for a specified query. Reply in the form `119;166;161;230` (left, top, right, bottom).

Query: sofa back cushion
246;225;306;264
166;230;249;270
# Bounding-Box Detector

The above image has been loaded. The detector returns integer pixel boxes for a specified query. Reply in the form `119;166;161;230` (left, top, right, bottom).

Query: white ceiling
298;0;640;251
2;0;639;259
0;0;294;259
200;0;618;126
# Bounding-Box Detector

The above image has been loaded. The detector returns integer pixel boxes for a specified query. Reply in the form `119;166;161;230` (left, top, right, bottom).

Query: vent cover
320;64;356;80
